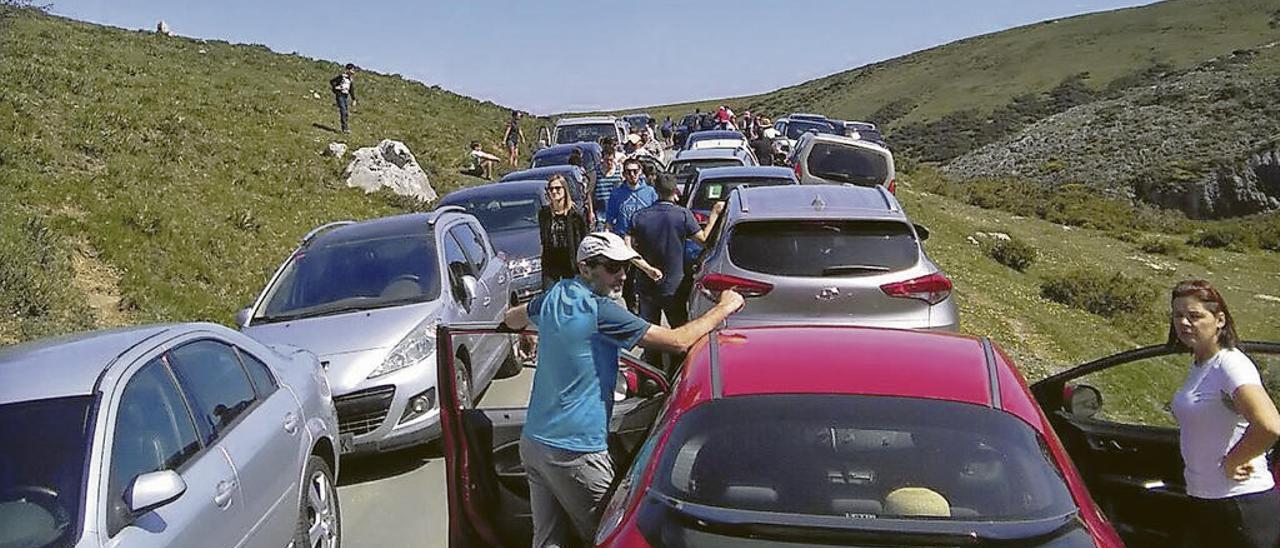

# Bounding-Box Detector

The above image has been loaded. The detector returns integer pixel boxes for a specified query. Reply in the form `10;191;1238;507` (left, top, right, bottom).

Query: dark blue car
438;181;547;303
530;142;603;175
500;165;589;207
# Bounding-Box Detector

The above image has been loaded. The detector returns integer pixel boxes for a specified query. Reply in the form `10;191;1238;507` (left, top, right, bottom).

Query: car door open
437;321;671;548
1031;341;1280;547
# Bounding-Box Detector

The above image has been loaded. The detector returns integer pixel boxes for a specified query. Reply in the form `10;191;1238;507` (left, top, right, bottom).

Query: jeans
519;437;614;548
335;94;350;132
637;290;688;369
1185;488;1280;547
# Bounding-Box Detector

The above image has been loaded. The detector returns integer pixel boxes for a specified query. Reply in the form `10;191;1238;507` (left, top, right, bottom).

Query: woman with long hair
538;174;588;289
1168;279;1280;547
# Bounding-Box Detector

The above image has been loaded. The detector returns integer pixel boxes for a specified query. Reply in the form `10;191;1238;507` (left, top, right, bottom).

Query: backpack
329;74;345;93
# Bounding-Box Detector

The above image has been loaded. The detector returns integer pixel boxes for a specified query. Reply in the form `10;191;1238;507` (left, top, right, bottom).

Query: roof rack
737;187;750;213
301;220;355;244
430;205;467;225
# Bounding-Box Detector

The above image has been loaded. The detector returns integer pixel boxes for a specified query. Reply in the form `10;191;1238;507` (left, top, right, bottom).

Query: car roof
671;148;750;161
800;132;892;155
500;165;584;182
533;142;602;157
688;130;745;140
679;326;1046;431
730;184;901;220
439;180;545;203
788;113;830;121
0;324;177;402
307;212;438;247
695;166;796;182
556;116;617;125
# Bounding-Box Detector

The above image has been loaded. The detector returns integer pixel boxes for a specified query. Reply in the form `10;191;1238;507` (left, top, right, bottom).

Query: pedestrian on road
592;154;622;231
630;174;723;365
1168;280;1280;547
750;131;775;166
606;158;659;309
499;232;744;548
538;174;589;289
504;110;525;167
330;63;357;134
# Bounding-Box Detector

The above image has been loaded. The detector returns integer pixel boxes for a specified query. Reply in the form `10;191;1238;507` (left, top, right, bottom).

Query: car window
805;142;890;186
556;123;616;145
690;178;793;211
442;194;541;232
785;120;838;140
650;395;1076;521
0;395;95;545
442;230;473;302
169;341;258;445
107;357;202;535
452;223;489;275
728;220;919;277
236;348;278;398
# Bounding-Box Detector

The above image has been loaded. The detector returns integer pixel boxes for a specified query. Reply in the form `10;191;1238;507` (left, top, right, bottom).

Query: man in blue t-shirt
631;173;722;330
500;232;744;547
605;158;658;238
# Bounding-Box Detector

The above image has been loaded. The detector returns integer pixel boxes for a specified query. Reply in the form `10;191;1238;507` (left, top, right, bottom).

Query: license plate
339;433;355;454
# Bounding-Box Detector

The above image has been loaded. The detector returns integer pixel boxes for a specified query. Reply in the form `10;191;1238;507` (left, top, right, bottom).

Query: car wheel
496;335;522;379
295;455;340;548
456;357;473;409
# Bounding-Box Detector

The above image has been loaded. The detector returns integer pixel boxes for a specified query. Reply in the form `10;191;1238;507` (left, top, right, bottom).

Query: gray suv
0;323;340;548
688;185;958;331
239;208;517;456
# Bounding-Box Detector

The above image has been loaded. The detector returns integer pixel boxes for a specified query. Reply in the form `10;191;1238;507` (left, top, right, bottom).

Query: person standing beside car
500;232;744;548
538;174;589;289
606;158;659;311
1168;279;1280;547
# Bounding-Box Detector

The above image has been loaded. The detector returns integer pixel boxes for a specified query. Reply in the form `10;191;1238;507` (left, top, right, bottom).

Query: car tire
295;455;340;548
496;335;522;379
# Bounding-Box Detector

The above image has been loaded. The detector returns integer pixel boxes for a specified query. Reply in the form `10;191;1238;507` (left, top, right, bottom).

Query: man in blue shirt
605;157;658;311
631;174;722;330
500;232;744;547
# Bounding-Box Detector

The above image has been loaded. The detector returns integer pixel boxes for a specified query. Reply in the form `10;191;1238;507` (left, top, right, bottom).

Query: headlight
368;319;437;379
508;257;542;279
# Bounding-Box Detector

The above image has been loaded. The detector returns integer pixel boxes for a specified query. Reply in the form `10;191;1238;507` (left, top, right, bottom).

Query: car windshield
444;195;541;232
806;142;890;186
643;395;1080;545
0;396;95;548
785;120;840;140
255;233;441;323
690;178;793;211
556;123;615;145
728;220;918;276
671;159;743;180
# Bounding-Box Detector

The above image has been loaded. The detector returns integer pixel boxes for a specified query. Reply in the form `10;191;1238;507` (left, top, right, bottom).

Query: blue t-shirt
523;277;651;452
606;182;658;236
631;201;700;297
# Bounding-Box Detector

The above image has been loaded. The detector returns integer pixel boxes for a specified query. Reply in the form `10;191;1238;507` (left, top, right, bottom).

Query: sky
50;0;1159;115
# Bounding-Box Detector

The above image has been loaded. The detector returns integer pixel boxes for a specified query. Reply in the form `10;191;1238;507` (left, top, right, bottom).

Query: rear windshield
689;178;793;211
785;120;839;140
648;395;1076;527
806;142;890;186
556;123;615;145
728;220;918;277
670;159;743;180
442;194;541;232
256;233;441;323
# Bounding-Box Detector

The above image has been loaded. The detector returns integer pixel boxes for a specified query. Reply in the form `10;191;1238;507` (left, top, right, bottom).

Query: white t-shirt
1171;348;1275;499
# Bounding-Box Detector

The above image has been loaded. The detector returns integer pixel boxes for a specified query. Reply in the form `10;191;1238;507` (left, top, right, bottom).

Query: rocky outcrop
344;140;436;203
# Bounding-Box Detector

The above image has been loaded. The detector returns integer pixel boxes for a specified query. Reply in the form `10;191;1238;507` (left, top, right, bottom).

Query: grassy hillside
631;0;1278;141
0;11;536;343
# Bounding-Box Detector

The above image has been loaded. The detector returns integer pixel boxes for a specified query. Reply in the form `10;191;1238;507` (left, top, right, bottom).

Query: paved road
337;367;535;547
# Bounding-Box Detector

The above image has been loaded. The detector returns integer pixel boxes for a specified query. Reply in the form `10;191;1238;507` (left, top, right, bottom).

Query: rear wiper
821;264;890;276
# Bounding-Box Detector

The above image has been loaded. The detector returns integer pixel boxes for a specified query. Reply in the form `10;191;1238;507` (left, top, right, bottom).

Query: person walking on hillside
499;232;744;548
538;174;589;289
630;174;723;365
1167;280;1280;547
330;63;357;134
503;110;525;167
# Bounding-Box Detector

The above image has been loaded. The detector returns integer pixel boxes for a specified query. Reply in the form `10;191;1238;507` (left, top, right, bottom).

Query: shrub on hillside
1040;271;1155;318
987;237;1037;272
1138;237;1185;256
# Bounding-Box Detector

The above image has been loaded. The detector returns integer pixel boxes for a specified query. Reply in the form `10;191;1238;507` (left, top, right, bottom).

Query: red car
442;323;1273;547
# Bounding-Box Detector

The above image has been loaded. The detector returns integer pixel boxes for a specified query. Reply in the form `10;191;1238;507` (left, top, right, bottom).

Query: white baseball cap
576;232;640;263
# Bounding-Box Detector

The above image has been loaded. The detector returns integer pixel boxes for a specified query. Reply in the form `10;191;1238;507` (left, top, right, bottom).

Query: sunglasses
588;259;627;274
624;168;642;174
546;186;565;192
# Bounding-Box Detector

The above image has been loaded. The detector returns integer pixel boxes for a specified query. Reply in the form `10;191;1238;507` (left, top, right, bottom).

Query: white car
552;116;626;148
788;131;897;193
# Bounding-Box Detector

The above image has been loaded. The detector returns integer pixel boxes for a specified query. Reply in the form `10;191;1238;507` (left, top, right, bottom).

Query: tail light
692;211;709;224
794;161;803;179
887;178;897;194
697;272;773;298
881;272;952;305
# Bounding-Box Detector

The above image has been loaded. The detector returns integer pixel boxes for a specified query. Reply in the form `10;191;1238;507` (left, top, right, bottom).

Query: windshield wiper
255;297;427;324
821;264;891;276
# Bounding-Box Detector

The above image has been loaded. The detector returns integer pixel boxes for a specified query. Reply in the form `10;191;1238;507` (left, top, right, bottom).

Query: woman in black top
538;174;588;289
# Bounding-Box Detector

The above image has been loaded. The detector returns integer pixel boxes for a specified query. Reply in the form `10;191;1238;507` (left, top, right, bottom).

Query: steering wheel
1;485;70;525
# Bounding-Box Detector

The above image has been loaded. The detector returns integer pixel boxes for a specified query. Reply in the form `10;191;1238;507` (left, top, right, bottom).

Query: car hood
488;227;541;261
242;300;443;357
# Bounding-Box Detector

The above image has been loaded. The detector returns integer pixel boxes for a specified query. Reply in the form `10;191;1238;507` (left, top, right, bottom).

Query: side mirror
126;470;186;515
1065;384;1103;419
913;224;930;241
460;275;479;308
234;306;253;328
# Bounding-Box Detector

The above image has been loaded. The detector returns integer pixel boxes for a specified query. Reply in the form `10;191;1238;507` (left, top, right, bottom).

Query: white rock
326;143;347;158
198;48;207;54
1256;294;1280;304
344;140;437;203
966;236;980;245
312;91;322;99
991;232;1011;241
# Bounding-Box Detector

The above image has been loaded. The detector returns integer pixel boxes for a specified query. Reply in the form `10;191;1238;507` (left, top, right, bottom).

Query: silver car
688;184;959;331
239;208;517;456
0;323;340;548
789;131;897;193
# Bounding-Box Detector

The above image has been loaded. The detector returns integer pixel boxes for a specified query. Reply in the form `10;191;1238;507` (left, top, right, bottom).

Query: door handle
284;412;299;434
214;479;237;508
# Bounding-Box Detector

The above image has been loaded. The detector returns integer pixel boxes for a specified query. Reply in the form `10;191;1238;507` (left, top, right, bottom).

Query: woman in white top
1169;279;1280;547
